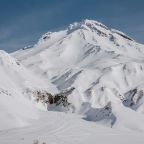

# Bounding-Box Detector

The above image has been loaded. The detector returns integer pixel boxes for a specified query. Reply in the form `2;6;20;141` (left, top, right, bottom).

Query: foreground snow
1;111;144;144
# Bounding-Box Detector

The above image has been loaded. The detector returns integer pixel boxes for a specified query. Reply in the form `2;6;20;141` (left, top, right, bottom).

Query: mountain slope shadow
82;102;116;127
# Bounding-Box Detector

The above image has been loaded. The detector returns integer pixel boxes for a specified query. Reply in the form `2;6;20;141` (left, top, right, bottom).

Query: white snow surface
1;111;144;144
0;50;56;130
1;19;144;143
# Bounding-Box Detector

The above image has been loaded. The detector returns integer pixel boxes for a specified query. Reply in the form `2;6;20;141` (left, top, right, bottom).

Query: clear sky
0;0;144;52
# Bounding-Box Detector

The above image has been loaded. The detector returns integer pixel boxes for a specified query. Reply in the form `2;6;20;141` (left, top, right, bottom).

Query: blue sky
0;0;144;52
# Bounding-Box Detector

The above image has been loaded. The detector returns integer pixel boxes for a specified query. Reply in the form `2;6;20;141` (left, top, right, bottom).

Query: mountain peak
37;19;134;46
67;19;108;33
82;19;108;29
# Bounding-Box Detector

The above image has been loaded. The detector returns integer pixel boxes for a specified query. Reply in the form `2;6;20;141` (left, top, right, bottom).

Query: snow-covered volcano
12;19;144;129
1;19;144;143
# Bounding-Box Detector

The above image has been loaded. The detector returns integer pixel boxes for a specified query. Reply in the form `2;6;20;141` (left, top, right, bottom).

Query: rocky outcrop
33;87;75;108
123;88;143;110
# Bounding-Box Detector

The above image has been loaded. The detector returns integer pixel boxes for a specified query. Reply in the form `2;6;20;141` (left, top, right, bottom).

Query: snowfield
1;111;144;144
1;19;144;143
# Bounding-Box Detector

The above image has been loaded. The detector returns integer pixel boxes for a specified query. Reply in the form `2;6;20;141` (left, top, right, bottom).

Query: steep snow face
12;19;144;129
0;50;57;130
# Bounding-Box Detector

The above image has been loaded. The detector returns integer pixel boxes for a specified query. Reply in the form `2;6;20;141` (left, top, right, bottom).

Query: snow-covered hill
0;50;56;130
12;19;144;130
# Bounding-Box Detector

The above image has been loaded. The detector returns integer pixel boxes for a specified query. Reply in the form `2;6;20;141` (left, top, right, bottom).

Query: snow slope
12;19;144;129
0;50;56;130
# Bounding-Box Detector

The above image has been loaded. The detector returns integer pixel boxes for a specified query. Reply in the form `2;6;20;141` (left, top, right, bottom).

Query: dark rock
122;88;143;110
33;87;75;108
